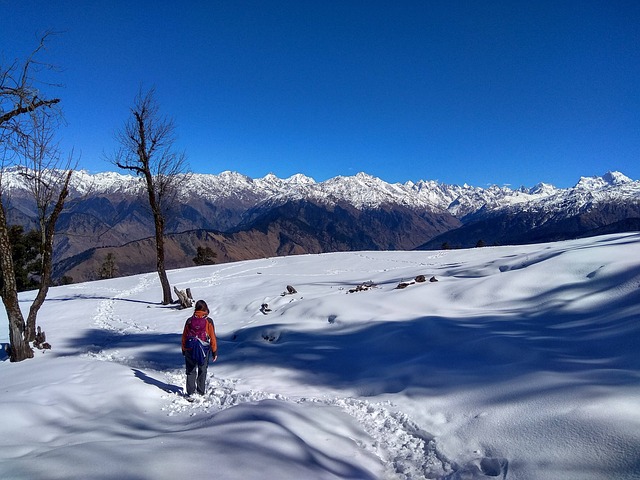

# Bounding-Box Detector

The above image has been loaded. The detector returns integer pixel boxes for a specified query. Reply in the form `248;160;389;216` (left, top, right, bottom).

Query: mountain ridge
2;167;638;283
12;166;631;216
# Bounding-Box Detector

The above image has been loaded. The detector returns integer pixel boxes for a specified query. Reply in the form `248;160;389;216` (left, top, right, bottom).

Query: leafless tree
17;118;75;343
0;32;74;362
111;88;189;305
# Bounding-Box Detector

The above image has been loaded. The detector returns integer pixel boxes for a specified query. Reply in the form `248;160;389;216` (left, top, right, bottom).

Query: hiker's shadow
132;368;182;394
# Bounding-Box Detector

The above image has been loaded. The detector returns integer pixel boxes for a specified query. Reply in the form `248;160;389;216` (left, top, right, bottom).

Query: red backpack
184;316;211;365
185;316;209;342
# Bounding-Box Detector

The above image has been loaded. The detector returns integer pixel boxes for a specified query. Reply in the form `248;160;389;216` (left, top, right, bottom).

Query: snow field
1;233;639;479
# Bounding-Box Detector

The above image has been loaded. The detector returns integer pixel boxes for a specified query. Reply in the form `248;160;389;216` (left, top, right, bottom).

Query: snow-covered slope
1;233;639;479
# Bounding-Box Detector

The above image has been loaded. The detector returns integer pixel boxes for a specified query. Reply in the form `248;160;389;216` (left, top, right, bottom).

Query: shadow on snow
54;282;640;401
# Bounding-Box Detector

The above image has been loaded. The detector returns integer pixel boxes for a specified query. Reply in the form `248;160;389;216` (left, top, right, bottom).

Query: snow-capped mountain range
60;168;640;215
3;167;639;283
6;166;637;217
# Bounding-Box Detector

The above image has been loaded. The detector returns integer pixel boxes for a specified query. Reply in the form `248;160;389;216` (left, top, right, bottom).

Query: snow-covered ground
1;233;639;480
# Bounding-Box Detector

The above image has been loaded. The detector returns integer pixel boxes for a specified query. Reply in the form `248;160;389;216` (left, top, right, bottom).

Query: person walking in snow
181;300;217;398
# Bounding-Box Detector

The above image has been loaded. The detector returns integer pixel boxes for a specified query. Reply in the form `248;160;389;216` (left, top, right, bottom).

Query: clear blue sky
3;1;639;188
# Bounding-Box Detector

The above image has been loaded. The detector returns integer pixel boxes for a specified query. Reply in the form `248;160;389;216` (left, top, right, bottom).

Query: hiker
181;299;218;398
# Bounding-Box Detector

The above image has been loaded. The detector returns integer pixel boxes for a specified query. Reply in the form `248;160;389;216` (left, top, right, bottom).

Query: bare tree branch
0;98;60;126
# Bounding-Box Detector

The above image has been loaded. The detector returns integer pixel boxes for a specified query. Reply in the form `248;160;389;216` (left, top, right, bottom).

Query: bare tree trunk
25;169;72;339
153;210;173;305
141;144;173;305
0;203;33;361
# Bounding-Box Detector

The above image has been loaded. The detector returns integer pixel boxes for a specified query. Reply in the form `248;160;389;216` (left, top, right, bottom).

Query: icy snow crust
1;233;640;479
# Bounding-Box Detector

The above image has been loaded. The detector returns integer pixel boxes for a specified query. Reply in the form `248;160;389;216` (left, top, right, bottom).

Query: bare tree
17;117;75;342
111;88;189;305
0;33;74;362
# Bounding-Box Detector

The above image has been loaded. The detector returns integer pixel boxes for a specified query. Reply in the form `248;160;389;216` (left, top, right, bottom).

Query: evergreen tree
193;246;217;266
98;253;118;279
0;226;40;292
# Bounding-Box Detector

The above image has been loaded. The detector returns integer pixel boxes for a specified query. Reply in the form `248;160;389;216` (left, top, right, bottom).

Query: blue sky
3;1;639;188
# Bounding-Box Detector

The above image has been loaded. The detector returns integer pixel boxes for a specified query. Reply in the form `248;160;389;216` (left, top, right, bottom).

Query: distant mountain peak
529;182;557;195
575;171;633;190
285;173;316;185
602;171;632;185
354;171;376;180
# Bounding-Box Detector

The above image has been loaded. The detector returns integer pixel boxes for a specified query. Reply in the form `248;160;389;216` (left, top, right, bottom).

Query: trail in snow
93;273;155;334
159;371;508;480
83;271;507;480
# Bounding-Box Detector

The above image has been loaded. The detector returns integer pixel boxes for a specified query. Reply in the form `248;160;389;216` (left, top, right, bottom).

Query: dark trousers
185;354;209;395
